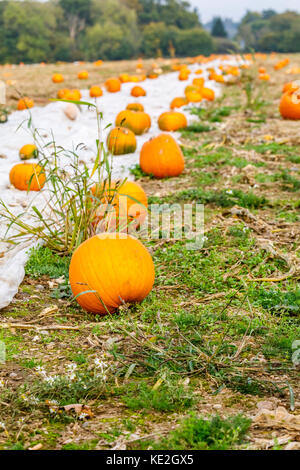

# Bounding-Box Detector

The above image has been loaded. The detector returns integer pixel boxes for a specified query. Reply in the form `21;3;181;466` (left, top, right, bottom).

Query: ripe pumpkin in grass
89;85;103;98
105;78;121;93
158;111;187;131
9;163;45;191
201;87;215;101
19;144;38;161
107;127;137;155
91;180;148;230
131;86;146;97
116;110;151;135
17;97;34;110
126;103;144;112
52;73;64;83
69;233;155;314
170;97;188;110
279;89;300;120
78;70;89;79
140;134;184;178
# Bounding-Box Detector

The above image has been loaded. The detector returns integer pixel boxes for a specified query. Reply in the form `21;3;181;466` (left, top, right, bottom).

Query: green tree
211;17;227;38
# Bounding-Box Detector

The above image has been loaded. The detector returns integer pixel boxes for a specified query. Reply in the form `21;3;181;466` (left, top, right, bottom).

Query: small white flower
0;422;6;429
226;189;233;195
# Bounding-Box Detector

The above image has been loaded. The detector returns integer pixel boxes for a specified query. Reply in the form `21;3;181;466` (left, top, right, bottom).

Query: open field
0;54;299;451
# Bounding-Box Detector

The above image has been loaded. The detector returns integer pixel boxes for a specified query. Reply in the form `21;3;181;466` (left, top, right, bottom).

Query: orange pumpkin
279;88;300;120
69;233;155;314
107;127;137;155
105;78;121;93
131;86;146;97
78;70;89;80
65;89;82;101
192;77;204;88
89;85;103;98
147;73;158;79
91;180;148;231
178;70;190;81
186;90;202;103
17;97;34;110
126;103;144;112
158;111;187;131
119;73;131;83
57;88;69;99
259;73;270;81
116;110;151;135
274;58;290;70
282;82;299;94
19;144;38;161
201;87;215;101
9;163;45;191
52;73;64;83
170;97;188;109
140;134;184;178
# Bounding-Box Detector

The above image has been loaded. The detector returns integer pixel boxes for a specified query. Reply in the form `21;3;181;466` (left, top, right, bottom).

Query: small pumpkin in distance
107;127;137;155
64;89;82;101
52;73;64;83
78;70;89;80
89;85;103;98
57;88;69;99
19;144;38;161
69;233;155;314
140;133;184;178
116;110;151;135
126;103;144;112
17;97;34;110
170;97;188;109
105;78;121;93
131;86;146;97
158;111;187;131
9;163;45;191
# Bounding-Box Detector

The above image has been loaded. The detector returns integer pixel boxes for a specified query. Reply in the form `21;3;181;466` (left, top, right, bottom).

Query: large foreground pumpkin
140;134;184;178
9;163;45;191
69;233;155;314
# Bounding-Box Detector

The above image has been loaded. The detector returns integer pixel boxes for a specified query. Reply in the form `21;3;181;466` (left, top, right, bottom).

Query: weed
137;413;251;450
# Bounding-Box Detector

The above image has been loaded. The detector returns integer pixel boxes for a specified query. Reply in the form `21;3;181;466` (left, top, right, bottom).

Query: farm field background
0;53;299;451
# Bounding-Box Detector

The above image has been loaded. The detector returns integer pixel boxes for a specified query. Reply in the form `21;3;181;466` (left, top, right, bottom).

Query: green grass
168;187;267;209
123;380;194;413
25;246;70;279
137;413;251;450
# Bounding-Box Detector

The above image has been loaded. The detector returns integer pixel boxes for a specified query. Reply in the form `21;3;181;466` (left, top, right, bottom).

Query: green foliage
144;413;251;450
211;17;227;38
237;10;300;52
172;188;268;209
123;380;194;412
25;246;70;279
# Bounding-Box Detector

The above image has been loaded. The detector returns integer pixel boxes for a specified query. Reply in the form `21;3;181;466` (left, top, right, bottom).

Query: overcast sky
189;0;300;22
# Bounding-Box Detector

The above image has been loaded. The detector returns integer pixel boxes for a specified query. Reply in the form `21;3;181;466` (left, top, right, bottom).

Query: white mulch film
0;57;244;309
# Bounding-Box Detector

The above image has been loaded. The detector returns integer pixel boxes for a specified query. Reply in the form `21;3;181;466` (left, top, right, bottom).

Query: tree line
0;1;299;64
